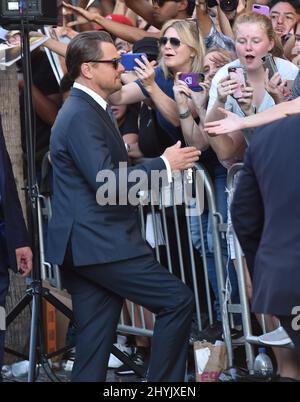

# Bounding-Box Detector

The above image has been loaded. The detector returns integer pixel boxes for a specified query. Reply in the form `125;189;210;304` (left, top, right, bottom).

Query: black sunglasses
159;36;181;48
85;57;121;69
152;0;180;7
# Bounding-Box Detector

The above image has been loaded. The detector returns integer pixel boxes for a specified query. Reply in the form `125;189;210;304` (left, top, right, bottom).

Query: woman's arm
205;97;300;135
108;81;146;105
173;80;210;149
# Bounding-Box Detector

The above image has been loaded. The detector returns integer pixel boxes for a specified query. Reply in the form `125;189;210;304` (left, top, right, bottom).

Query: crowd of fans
11;0;300;380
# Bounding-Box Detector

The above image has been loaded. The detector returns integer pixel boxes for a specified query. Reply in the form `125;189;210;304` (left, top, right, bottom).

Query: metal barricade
227;163;255;372
117;162;233;368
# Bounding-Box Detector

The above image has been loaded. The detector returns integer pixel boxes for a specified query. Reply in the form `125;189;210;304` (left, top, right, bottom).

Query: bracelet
124;143;131;152
179;110;191;119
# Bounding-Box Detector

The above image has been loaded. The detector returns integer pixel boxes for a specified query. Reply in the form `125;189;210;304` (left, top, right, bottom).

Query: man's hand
15;247;33;277
163;141;201;171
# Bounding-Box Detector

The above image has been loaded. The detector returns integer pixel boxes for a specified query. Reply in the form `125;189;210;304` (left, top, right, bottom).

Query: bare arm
216;5;234;39
205;98;300;135
64;2;159;43
43;37;67;57
109;82;146;105
124;0;161;29
195;3;213;38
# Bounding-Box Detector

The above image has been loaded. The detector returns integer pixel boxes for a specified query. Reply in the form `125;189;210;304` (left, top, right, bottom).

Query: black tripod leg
6;293;32;326
43;291;74;323
28;293;41;382
111;345;145;377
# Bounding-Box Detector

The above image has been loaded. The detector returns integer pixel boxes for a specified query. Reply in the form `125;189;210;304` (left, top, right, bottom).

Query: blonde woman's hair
159;19;206;78
233;12;284;57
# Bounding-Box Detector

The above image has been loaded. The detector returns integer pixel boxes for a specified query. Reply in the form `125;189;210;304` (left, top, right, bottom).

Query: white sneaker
258;326;292;346
108;343;132;369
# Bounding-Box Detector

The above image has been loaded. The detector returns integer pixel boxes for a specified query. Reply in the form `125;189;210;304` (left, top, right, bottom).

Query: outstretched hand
204;107;243;135
63;1;99;26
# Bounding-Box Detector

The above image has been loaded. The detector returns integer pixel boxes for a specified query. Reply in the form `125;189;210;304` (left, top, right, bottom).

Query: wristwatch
179;110;191;119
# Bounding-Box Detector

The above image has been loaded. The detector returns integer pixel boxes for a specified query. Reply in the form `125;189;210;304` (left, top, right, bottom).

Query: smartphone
228;66;247;99
262;54;278;80
252;4;270;16
178;72;205;90
120;53;146;71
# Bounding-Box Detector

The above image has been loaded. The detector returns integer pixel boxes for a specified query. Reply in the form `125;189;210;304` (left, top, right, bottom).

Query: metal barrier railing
39;162;242;369
117;162;233;368
227;163;255;373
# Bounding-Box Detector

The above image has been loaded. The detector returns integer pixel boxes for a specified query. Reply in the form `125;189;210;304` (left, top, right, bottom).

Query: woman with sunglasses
109;19;206;148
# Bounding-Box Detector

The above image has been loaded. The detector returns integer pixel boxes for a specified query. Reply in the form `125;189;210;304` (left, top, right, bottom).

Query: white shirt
73;82;172;182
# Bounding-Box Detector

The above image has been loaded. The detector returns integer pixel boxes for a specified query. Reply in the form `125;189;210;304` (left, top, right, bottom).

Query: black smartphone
262;54;278;80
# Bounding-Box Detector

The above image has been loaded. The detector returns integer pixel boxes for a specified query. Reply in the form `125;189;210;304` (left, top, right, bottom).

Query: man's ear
80;62;93;79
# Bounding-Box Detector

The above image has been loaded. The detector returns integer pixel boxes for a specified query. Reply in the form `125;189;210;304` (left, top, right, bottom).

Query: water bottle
253;347;274;377
11;360;30;377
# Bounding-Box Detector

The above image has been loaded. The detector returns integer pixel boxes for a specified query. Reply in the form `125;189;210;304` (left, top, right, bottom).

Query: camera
0;0;60;27
219;0;239;12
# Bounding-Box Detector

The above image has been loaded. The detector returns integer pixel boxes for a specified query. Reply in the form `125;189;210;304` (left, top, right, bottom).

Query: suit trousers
61;250;194;382
0;236;9;374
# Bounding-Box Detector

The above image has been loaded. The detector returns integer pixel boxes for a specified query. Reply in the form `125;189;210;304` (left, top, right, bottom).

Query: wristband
179;110;191;119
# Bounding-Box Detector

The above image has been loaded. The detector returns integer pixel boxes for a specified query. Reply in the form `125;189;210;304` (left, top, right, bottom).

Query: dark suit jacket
0;117;29;272
47;88;166;266
231;114;300;316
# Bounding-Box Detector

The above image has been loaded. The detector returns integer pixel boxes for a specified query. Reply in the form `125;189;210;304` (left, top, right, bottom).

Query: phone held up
252;4;270;16
228;66;247;99
178;72;205;91
262;53;278;80
121;53;146;71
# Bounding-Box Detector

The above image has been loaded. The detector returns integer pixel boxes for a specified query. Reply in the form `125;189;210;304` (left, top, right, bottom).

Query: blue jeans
190;164;239;322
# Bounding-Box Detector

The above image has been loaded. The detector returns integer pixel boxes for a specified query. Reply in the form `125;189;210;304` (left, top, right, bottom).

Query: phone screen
228;67;246;99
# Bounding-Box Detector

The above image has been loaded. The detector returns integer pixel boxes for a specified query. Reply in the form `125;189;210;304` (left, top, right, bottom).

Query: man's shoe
258;326;292;346
196;321;223;343
114;347;148;376
108;343;133;369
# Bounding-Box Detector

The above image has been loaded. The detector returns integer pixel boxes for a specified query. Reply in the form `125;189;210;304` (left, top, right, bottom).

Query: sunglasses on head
159;36;181;48
152;0;180;7
85;57;121;70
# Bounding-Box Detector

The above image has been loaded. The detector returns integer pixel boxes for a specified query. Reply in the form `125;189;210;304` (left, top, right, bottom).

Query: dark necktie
106;106;122;136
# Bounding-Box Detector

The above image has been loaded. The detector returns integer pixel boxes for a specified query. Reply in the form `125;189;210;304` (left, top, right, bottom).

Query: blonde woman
109;19;206;147
205;12;298;163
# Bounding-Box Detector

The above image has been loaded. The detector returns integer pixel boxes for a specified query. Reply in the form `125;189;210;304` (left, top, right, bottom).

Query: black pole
20;18;42;382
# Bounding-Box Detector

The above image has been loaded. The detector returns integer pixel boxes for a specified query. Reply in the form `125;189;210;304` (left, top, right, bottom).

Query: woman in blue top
109;18;207;148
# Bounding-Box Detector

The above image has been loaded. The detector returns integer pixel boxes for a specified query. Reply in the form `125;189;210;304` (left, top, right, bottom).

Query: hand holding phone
178;72;205;91
262;54;278;80
121;53;146;71
228;67;247;99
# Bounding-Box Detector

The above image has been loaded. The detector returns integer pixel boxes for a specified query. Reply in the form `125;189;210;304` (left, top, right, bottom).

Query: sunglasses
159;36;181;48
86;57;121;70
152;0;180;7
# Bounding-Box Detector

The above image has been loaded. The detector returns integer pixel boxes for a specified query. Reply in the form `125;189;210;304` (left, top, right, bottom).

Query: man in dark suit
231;114;300;379
0;117;32;380
47;31;200;382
